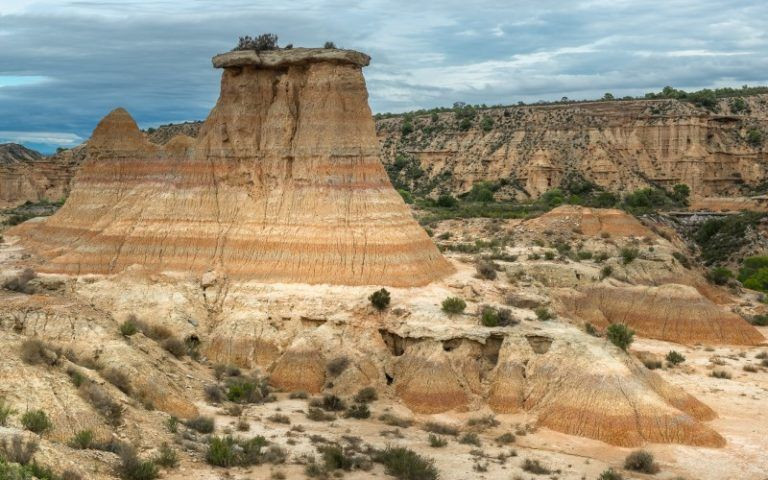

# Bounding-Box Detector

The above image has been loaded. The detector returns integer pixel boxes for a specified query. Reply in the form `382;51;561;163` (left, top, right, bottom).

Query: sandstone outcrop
9;49;452;287
523;205;654;237
377;96;768;199
0;143;79;208
559;284;765;345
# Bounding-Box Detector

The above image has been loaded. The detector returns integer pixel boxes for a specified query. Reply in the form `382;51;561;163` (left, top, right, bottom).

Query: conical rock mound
11;48;453;287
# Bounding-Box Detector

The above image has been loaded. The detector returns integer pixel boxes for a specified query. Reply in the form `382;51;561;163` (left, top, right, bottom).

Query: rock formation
9;48;453;287
377;96;768;200
559;284;765;345
0;143;79;208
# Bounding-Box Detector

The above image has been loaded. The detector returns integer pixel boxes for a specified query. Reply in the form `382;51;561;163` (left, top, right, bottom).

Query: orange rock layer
11;50;453;287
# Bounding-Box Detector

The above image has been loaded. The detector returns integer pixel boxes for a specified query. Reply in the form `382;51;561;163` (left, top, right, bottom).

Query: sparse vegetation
522;458;551;474
623;450;659;474
117;444;159;480
185;416;215;434
78;381;122;425
441;296;466;315
428;434;447;447
306;407;336;422
475;259;498;280
20;339;59;366
666;350;686;366
534;307;554;321
326;357;350;377
0;398;17;426
423;421;458;436
710;369;732;379
606;324;634;351
495;432;515;444
458;432;481;446
226;376;272;403
707;266;733;285
0;434;39;465
153;443;179;469
620;247;639;264
233;33;279;51
69;430;94;449
345;403;371;419
206;435;283;467
373;446;439;480
102;368;132;395
354;387;377;403
598;468;624;480
369;288;391;311
378;413;412;428
21;410;52;434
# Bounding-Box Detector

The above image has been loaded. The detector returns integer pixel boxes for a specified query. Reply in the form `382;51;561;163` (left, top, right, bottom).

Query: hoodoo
11;48;453;286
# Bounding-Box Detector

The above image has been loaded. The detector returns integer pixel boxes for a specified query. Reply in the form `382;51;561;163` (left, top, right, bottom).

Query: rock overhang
212;47;371;69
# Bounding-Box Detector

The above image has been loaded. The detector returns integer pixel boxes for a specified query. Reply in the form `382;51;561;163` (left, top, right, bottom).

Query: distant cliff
376;95;768;200
4;94;768;209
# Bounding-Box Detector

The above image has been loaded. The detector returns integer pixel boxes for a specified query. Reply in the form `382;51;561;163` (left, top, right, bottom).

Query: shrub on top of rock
233;33;279;51
441;297;466;315
369;288;391;311
606;324;634;351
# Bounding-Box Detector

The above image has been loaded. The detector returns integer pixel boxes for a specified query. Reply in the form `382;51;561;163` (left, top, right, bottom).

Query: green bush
0;398;17;426
120;320;138;337
747;128;763;147
739;256;768;291
620;247;639;264
369;288;391;311
584;323;600;337
69;430;94;449
344;403;370;419
185;416;215;434
600;265;613;279
707;267;733;285
226;376;271;403
319;444;353;471
694;213;766;264
319;394;346;412
534;307;554;321
206;436;238;467
374;447;439;480
751;314;768;326
436;194;458;208
21;410;52;434
153;443;179;469
162;338;186;358
441;297;466;315
606;324;634;351
398;189;414;204
666;350;686;366
458;432;481;446
354;387;378;404
522;458;551;474
475;259;498;280
598;468;624;480
206;435;274;467
428;434;447;447
623;450;659;474
118;445;159;480
423;422;458;436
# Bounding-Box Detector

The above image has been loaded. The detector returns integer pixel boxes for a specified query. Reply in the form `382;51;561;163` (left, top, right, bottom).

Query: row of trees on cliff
232;33;336;51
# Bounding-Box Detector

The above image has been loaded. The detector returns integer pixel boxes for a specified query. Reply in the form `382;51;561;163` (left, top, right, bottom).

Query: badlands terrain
1;44;767;480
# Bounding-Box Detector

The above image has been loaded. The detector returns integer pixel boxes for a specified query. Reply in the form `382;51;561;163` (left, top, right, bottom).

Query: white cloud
0;131;84;146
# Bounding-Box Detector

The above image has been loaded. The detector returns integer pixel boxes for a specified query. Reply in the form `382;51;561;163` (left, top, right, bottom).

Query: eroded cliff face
9;48;453;286
376;96;768;199
0;143;80;208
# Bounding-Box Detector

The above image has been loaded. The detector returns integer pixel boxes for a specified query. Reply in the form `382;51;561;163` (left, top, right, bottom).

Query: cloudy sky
1;0;767;152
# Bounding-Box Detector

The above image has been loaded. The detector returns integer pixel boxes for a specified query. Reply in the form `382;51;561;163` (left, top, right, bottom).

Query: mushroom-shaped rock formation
10;48;453;287
559;284;765;345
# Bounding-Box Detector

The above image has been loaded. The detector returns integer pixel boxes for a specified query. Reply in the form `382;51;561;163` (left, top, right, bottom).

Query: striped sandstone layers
10;48;453;287
560;284;764;345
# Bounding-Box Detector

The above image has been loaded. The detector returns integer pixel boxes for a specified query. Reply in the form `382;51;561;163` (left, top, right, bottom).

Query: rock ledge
212;47;371;69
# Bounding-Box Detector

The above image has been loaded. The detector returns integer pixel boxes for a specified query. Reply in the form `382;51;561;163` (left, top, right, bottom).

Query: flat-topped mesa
10;48;454;286
212;47;371;69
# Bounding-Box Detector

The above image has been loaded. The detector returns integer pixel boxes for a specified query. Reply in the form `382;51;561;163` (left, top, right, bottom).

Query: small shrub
165;416;179;433
369;288;391;311
598;468;624;480
345;403;370;419
743;364;758;372
672;251;691;269
233;33;278;51
154;443;178;469
267;413;291;424
600;265;613;279
373;446;439;480
226;376;271;403
323;41;336;49
206;436;237;467
20;339;59;366
620;247;639;264
441;297;466;315
79;381;122;425
0;434;38;465
306;407;335;422
354;387;377;403
423;421;458;436
21;410;52;434
162;338;186;358
120;320;138;336
326;357;350;377
606;324;634;351
666;350;686;366
118;445;159;480
643;359;662;370
0;398;17;426
751;314;768;326
459;432;481;446
534;307;554;321
102;368;132;395
378;413;412;428
204;384;225;403
289;391;309;399
69;430;94;449
320;394;346;412
186;416;215;434
522;458;551;474
476;260;498;280
710;369;732;379
495;432;515;444
584;323;600;337
466;414;499;430
543;250;556;260
428;434;447;447
707;266;733;285
623;450;659;474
